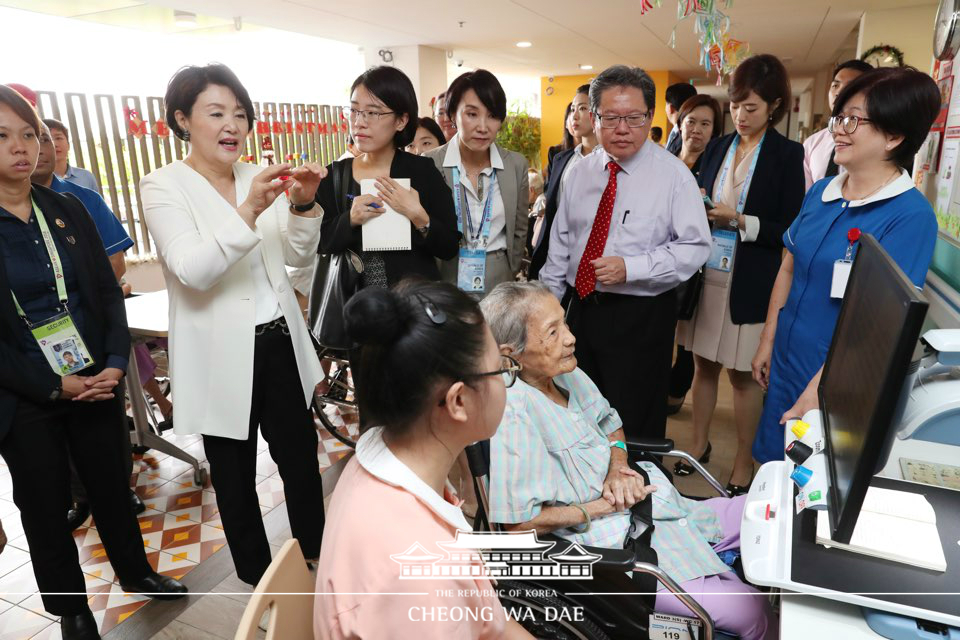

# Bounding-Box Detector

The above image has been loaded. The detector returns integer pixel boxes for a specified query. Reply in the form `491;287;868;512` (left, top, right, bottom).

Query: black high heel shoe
726;472;754;496
673;442;711;477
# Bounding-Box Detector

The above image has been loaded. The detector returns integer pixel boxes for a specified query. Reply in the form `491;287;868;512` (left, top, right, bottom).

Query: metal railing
35;90;349;256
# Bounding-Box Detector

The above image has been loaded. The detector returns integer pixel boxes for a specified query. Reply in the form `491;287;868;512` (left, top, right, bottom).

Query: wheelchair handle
464;442;489;477
633;561;715;640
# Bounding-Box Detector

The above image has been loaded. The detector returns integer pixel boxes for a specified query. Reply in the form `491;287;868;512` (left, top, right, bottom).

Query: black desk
792;476;960;618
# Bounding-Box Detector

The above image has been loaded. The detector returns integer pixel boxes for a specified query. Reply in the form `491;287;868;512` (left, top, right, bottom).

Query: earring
183;130;191;142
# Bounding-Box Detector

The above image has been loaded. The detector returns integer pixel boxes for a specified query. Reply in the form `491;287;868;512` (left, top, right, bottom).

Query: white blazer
141;161;324;440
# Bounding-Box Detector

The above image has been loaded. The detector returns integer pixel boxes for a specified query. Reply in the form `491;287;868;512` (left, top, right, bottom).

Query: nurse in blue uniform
751;67;941;463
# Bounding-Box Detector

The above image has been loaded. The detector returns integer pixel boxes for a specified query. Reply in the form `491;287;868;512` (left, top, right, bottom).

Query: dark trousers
566;288;677;440
69;384;133;503
0;396;152;615
668;344;694;399
202;325;324;585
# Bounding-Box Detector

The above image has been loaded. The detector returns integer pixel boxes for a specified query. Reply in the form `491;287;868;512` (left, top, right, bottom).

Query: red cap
6;83;37;107
847;228;861;243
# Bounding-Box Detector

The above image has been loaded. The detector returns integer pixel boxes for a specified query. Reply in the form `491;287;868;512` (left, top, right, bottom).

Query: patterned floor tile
0;605;53;640
0;546;30;581
24;621;61;640
255;452;278;477
0;500;18;521
254;477;285;508
14;594;56;622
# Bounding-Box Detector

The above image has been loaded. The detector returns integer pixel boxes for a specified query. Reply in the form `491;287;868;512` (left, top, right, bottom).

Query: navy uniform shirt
0;200;126;371
50;174;133;256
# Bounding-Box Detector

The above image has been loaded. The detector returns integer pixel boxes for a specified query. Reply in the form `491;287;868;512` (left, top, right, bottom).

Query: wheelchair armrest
625;438;675;455
541;535;635;571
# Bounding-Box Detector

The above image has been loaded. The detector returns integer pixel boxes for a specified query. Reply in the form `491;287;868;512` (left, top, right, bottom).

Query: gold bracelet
572;504;591;533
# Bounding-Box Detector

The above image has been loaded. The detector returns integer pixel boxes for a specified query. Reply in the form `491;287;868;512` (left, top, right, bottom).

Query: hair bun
344;287;408;346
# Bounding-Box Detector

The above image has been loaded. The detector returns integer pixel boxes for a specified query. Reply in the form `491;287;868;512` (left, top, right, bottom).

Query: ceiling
1;0;938;78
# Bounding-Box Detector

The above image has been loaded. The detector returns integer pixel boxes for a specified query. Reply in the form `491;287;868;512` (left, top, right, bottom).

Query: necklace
843;168;900;201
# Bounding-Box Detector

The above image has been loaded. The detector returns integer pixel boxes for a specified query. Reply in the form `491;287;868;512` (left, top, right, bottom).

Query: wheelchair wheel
313;347;360;448
497;580;611;640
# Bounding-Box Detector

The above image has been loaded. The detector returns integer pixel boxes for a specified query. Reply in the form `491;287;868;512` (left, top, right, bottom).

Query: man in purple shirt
541;65;710;440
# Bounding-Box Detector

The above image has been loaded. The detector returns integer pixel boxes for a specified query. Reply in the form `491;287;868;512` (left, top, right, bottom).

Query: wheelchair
312;346;360;448
465;437;746;640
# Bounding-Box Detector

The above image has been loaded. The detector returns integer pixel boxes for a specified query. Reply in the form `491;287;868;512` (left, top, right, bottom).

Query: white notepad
360;178;412;251
815;486;946;571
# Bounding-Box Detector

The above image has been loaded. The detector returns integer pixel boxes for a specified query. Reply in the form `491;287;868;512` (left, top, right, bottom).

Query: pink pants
654;495;778;640
133;339;167;387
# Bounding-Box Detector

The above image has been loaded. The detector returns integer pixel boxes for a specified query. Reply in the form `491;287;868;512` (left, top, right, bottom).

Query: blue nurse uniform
752;171;938;463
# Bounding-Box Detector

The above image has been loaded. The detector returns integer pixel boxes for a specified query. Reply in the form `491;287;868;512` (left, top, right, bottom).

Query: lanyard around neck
452;166;497;244
10;199;68;321
716;133;765;215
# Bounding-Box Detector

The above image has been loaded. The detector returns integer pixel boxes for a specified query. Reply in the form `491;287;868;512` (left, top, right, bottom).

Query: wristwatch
290;200;315;213
49;380;63;402
728;215;740;229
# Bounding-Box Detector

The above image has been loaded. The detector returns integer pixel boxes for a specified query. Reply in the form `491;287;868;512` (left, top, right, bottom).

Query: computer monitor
818;234;928;544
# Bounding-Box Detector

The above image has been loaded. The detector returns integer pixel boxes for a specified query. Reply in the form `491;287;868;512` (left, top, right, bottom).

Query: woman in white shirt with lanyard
141;64;327;586
679;55;806;495
426;69;530;298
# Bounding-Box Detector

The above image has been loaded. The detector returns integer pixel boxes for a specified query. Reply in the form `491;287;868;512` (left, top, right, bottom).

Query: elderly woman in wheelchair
479;282;777;640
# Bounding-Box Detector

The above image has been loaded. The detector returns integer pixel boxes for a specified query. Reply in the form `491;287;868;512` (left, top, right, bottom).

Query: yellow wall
856;4;937;73
540;70;685;170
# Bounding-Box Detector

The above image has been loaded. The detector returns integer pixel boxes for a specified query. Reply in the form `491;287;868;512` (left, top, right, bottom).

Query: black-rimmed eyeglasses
595;111;651;129
828;114;873;135
465;354;522;388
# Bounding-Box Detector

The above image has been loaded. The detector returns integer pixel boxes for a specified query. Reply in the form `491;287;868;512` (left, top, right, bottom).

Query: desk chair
234;539;315;640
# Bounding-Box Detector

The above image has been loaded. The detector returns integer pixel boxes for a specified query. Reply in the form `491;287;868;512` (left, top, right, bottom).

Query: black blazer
698;128;805;324
0;185;130;442
528;147;577;280
316;151;459;286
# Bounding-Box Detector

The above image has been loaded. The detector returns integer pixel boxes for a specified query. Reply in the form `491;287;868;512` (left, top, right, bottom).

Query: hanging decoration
650;0;749;83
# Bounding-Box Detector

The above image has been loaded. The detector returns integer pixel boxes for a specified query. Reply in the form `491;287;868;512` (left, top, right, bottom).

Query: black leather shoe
120;572;188;599
67;502;90;531
130;489;146;515
60;609;100;640
673;442;711;477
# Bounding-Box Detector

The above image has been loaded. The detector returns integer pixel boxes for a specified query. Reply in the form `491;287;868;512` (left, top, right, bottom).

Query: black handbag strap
332;158;353;219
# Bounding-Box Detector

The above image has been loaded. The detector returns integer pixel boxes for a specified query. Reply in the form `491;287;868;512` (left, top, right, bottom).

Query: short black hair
42;118;68;137
345;280;488;434
351;66;419;148
832;66;940;171
728;54;791;125
590;65;656;115
576;83;591;96
665;82;698;111
678;94;723;141
445;69;507;122
416;117;446;145
164;64;255;141
0;84;41;135
650;126;663;142
832;59;875;80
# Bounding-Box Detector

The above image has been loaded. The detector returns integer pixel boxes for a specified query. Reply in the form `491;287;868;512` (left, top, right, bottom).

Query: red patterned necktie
574;161;623;299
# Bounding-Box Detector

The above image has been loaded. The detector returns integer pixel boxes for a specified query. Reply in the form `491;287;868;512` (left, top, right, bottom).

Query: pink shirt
314;428;507;639
802;127;835;191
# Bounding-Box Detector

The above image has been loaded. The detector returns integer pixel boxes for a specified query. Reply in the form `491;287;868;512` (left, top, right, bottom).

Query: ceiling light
174;10;197;27
579;64;593;70
516;41;532;48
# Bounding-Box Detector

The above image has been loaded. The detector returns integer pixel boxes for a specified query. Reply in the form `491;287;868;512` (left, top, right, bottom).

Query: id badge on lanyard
831;228;861;299
10;200;94;376
453;167;496;293
707;134;764;273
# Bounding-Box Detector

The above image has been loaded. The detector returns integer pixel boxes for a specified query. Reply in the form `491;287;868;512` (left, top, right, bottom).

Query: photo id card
706;229;736;272
831;260;852;298
30;310;95;376
457;247;486;293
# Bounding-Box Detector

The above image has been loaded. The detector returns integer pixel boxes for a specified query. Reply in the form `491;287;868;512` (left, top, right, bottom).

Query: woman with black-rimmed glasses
751;66;941;464
314;280;532;640
314;66;459;293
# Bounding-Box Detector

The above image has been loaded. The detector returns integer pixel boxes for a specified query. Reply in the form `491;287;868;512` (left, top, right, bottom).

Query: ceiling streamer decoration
646;0;750;83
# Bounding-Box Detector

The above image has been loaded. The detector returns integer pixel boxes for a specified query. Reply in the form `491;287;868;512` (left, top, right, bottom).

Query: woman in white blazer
141;64;326;585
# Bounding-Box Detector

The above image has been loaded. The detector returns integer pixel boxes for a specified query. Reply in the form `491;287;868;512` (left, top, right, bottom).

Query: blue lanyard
715;133;765;214
452;167;497;246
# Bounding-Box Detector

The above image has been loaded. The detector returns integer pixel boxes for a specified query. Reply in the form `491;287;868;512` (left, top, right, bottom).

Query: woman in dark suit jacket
681;55;806;496
315;66;458;290
0;85;185;640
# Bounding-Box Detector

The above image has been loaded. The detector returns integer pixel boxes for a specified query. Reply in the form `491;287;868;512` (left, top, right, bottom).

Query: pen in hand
347;194;382;208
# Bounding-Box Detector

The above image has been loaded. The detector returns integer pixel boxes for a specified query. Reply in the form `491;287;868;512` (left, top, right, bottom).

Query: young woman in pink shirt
314;280;532;639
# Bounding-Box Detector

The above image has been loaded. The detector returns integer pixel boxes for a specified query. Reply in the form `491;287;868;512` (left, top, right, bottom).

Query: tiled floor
0;422;351;640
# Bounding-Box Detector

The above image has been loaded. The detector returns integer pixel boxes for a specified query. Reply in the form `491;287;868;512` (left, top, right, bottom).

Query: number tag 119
648;612;702;640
